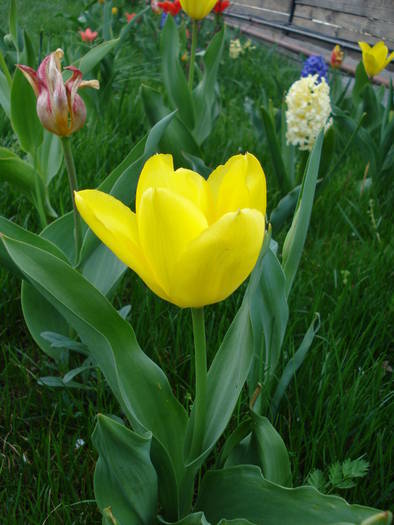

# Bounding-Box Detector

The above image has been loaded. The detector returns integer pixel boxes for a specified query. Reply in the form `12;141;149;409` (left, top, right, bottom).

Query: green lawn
0;1;393;523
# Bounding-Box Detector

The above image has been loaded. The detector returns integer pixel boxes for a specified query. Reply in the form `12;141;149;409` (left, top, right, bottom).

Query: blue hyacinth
301;55;328;83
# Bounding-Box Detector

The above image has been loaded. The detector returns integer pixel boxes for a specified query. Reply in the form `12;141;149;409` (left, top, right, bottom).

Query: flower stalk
190;307;207;458
61;137;82;264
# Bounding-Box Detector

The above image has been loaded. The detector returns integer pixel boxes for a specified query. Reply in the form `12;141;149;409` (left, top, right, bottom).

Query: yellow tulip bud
112;6;118;14
75;153;266;308
358;41;394;78
180;0;217;19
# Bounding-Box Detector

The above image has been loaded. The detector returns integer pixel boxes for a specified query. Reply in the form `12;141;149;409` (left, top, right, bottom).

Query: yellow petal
137;187;208;299
75;190;168;301
170;209;265;308
180;0;217;19
362;52;380;77
358;42;371;54
208;153;266;221
136;154;210;217
372;41;389;68
136;154;174;213
384;51;394;68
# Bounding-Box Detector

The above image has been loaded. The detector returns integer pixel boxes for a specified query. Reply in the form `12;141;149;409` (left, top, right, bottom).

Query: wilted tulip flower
17;49;99;137
359;41;394;78
79;27;98;42
331;44;344;68
180;0;217;19
75;153;266;308
126;12;137;22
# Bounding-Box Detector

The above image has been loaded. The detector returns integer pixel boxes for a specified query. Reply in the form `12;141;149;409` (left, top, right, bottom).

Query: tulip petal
138;187;208;296
136;154;210;217
384;51;394;68
180;0;217;19
75;190;168;301
358;41;371;54
208;153;266;221
136;154;174;212
170;209;265;308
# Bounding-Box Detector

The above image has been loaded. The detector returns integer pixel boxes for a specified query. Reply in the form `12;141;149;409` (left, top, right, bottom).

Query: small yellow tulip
358;41;394;78
180;0;217;19
75;153;266;308
112;6;118;15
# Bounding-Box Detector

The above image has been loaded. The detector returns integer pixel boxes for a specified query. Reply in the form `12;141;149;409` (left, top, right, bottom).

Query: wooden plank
229;3;290;23
296;0;394;20
291;16;394;49
233;0;292;11
295;5;394;43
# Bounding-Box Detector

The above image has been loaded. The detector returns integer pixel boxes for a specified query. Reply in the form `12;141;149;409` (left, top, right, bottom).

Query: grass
0;1;393;522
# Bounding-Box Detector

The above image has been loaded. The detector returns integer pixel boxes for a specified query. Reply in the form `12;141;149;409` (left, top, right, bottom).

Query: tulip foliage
1;130;391;523
142;15;225;166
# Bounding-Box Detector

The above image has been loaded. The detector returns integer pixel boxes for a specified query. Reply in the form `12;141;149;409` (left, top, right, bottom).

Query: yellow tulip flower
358;41;394;78
75;153;266;308
180;0;217;19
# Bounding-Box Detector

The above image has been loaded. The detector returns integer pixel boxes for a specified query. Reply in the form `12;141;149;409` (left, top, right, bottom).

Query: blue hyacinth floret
301;55;328;83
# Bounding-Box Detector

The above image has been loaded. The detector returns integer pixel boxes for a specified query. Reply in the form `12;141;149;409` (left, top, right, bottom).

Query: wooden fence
226;1;394;51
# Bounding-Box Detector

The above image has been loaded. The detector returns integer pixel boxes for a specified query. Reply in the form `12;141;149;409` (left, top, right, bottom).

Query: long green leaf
0;147;43;198
282;131;323;296
197;466;390;525
161;15;195;130
1;234;187;518
93;415;158;525
271;313;320;416
76;39;119;76
247;245;289;411
11;68;43;154
260;106;289;193
192;28;225;145
0;70;11;118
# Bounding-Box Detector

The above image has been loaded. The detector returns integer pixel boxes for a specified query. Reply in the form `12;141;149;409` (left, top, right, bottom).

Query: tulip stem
190;307;207;458
61;137;82;265
188;20;198;90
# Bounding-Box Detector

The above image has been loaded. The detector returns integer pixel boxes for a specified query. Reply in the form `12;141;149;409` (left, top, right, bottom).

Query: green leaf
36;130;63;185
158;512;211;525
282;131;324;296
197;465;390;525
11;68;43;154
76;39;119;76
9;0;18;52
141;85;200;166
93;414;158;525
352;62;369;105
1;234;187;518
161;15;195;130
250;412;292;486
224;413;291;487
247;245;289;411
260;106;289;193
270;185;301;235
0;69;11;118
0;147;45;200
21;30;35;68
271;313;320;416
22;281;71;362
192;28;225;145
0;215;67;277
307;469;327;492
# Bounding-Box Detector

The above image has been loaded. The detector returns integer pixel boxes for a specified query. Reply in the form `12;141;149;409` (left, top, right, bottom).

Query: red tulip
79;28;98;42
125;12;137;22
330;44;344;68
213;0;230;13
158;0;182;16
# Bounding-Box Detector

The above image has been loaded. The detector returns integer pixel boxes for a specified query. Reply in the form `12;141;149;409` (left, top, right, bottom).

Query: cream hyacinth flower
285;74;331;151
